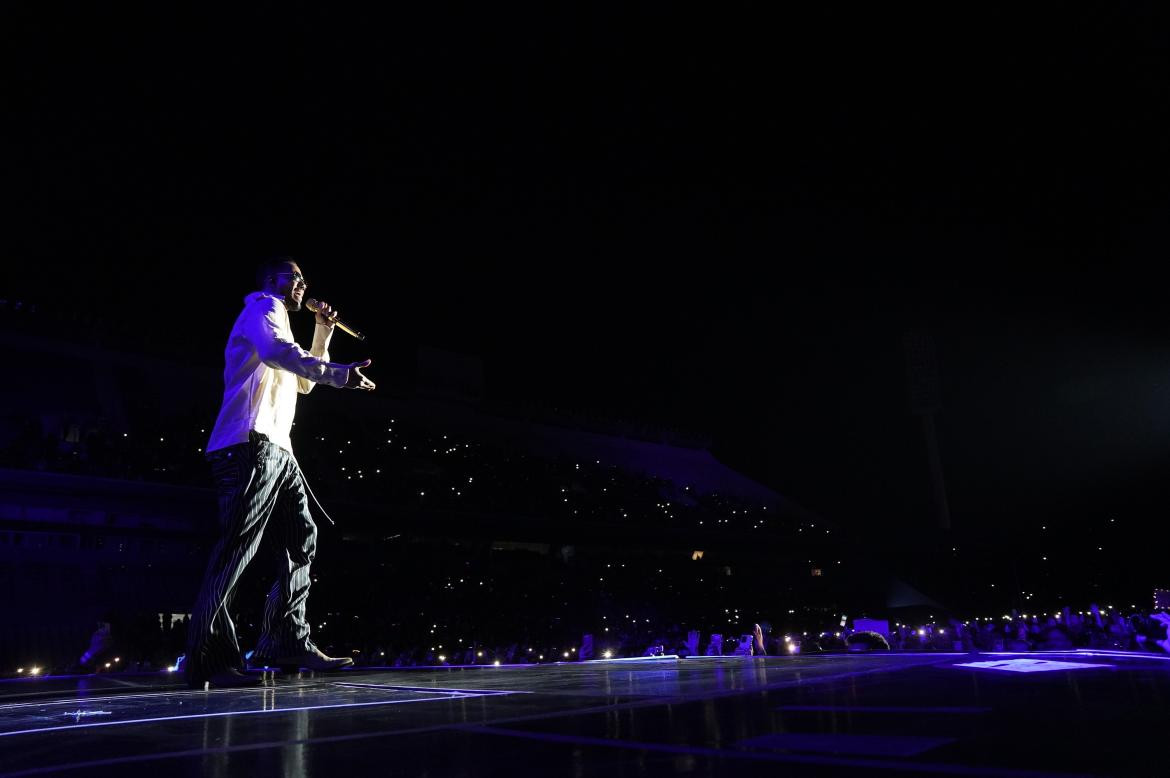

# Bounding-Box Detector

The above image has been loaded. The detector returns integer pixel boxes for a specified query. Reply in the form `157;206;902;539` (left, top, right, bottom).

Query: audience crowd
2;402;1166;679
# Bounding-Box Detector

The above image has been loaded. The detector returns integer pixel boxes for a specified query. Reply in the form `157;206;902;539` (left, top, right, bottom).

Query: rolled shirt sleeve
298;322;337;394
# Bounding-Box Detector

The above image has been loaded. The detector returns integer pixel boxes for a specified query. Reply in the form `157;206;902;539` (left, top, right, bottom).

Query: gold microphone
304;298;367;341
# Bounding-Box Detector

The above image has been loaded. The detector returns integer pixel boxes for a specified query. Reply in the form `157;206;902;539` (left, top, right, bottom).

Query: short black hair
256;256;295;290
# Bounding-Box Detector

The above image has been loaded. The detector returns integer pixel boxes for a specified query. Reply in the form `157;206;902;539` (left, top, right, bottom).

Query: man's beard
284;294;303;312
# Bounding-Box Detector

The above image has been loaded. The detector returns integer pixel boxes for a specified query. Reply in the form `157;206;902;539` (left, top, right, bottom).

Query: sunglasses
275;272;308;286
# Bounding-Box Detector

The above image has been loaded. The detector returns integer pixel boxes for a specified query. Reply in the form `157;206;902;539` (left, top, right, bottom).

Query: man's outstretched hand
344;359;376;391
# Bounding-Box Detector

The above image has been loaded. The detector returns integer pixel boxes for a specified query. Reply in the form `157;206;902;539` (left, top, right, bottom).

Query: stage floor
1;651;1167;776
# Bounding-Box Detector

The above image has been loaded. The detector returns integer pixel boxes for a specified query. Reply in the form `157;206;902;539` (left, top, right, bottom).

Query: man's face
271;262;307;311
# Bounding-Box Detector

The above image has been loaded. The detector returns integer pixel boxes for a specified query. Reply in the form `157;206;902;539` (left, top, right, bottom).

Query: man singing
185;256;375;688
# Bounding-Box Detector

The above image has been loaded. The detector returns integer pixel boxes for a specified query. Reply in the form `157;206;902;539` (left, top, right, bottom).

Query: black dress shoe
261;645;354;672
187;668;263;689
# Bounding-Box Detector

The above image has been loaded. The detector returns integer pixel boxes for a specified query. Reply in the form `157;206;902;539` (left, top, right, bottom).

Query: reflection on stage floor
1;651;1167;776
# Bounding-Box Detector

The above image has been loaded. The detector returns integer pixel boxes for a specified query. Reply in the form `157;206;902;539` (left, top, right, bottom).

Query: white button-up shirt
206;292;349;454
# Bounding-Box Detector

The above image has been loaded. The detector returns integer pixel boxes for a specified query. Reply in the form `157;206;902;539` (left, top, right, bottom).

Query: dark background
6;4;1170;540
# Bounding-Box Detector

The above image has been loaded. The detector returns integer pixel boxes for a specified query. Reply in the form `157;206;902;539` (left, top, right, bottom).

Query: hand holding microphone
305;297;366;341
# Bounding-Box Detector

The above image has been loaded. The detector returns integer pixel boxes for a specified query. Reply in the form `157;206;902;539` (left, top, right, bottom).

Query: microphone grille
304;297;321;312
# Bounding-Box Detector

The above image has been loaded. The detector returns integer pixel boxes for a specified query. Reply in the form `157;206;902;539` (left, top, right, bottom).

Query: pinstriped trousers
185;431;317;681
